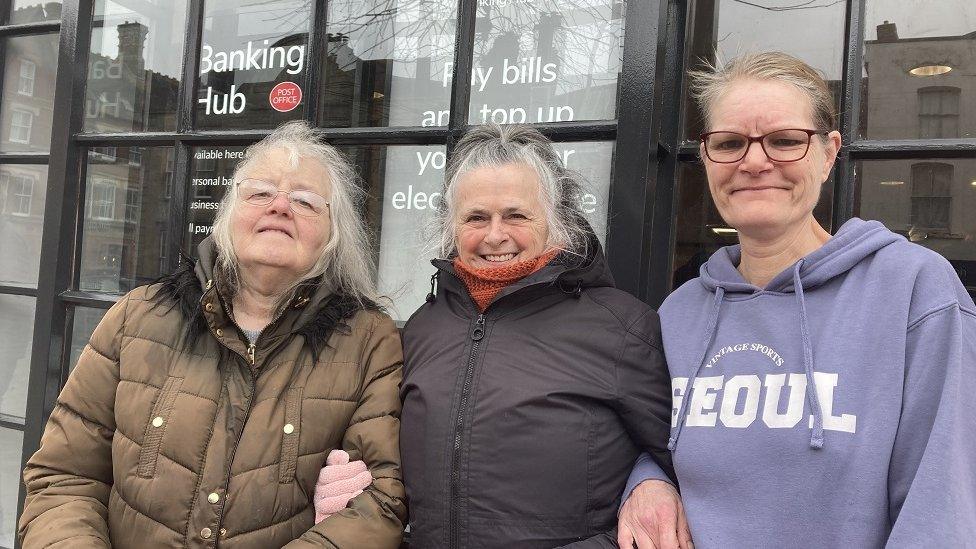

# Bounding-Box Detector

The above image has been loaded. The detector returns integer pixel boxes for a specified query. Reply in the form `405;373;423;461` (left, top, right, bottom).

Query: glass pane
8;1;61;24
0;33;58;152
195;0;311;130
682;0;846;140
862;1;976;139
348;141;614;321
0;165;47;288
0;295;33;423
84;0;187;133
68;306;110;372
671;161;835;290
468;0;626;125
79;147;173;294
855;159;976;301
321;0;457;128
0;427;22;549
185;145;245;253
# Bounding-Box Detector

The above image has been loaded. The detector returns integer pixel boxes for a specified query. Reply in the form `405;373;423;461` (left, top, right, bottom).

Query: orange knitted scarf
453;250;560;312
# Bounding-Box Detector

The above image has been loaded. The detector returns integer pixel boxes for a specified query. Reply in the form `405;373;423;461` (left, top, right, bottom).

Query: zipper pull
247;343;256;365
470;315;485;341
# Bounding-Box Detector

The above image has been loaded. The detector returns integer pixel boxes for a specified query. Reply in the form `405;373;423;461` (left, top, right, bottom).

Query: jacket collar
430;228;615;311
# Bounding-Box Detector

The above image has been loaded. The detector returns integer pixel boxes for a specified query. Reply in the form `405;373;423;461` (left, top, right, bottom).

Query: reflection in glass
69;306;110;372
7;1;61;24
682;0;846;140
0;295;33;423
861;3;976;139
196;0;310;130
671;161;834;290
856;159;976;300
468;0;625;125
344;141;614;320
321;0;457;128
184;145;245;254
79;147;173;294
0;33;59;152
0;427;23;549
84;0;187;133
0;165;47;287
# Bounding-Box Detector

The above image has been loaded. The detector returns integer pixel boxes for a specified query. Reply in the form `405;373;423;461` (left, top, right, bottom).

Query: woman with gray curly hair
318;124;678;547
20;121;406;548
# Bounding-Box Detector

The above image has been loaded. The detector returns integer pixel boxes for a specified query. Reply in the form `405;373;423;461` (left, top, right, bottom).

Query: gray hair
689;51;836;137
433;124;590;259
210;121;379;308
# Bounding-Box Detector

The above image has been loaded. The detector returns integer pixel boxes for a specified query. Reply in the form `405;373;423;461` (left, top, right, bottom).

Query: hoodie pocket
279;386;303;483
137;375;184;478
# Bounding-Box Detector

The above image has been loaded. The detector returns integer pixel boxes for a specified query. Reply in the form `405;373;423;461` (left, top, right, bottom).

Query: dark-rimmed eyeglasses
237;179;330;217
700;129;829;163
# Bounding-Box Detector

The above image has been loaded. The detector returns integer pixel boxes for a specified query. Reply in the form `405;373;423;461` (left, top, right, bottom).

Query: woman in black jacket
319;125;684;548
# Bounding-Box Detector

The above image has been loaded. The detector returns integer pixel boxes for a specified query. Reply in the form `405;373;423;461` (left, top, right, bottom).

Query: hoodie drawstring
793;260;825;449
668;286;725;451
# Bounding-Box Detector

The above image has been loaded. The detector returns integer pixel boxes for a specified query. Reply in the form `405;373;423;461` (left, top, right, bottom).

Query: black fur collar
150;256;376;360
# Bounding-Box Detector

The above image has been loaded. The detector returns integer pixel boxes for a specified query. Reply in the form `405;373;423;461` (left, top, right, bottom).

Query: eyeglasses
700;128;829;163
237;179;330;217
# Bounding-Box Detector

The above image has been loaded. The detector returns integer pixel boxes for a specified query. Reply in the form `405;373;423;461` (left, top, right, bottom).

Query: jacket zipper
207;292;291;544
449;313;485;549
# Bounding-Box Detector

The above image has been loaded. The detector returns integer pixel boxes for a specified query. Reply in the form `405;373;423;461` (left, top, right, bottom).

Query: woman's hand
313;449;373;523
617;480;693;549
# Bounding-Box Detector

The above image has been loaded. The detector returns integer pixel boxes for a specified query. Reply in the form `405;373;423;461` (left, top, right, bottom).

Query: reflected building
0;6;58;289
860;21;976;294
80;21;178;293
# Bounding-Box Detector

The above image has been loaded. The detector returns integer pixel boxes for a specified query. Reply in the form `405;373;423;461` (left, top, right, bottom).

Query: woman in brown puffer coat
18;121;406;548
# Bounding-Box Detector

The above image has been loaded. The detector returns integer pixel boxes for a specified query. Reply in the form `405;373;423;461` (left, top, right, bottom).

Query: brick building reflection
81;19;178;293
860;21;976;296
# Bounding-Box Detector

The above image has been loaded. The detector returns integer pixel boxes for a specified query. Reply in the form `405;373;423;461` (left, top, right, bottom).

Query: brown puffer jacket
19;239;406;548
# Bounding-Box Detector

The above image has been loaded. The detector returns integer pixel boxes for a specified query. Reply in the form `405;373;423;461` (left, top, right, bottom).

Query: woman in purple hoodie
619;51;976;548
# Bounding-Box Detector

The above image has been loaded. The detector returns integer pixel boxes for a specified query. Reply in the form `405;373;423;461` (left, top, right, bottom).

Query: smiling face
230;147;332;277
702;78;841;239
454;163;550;269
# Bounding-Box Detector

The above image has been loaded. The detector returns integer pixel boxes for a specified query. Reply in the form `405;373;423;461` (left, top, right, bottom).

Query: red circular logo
269;81;302;113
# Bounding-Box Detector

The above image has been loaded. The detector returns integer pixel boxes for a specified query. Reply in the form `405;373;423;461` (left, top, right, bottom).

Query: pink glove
313;449;373;523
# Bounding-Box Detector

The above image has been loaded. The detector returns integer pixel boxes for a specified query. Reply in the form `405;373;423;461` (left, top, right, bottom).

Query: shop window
468;1;626;125
0;294;35;421
1;33;58;153
910;162;952;230
0;165;47;287
9;108;32;144
195;0;311;130
86;179;117;220
862;3;976;139
18;59;35;96
855;159;975;301
80;147;173;294
918;87;960;139
85;0;188;132
321;0;457;128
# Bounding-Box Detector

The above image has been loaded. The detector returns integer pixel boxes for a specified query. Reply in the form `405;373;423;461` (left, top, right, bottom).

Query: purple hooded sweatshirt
625;218;976;548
